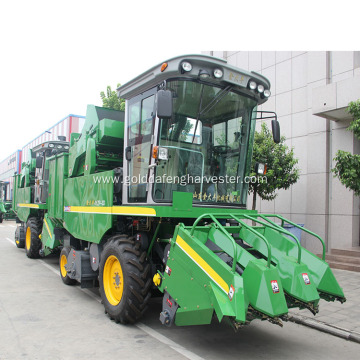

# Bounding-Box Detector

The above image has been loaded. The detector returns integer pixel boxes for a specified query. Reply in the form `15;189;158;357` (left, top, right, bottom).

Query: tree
249;122;300;210
100;84;125;111
332;100;360;196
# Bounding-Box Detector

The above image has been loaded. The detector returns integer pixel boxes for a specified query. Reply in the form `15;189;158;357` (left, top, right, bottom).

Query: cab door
126;89;156;203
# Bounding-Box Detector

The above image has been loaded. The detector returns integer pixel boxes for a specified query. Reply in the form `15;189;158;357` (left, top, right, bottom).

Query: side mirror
256;111;280;144
157;90;172;119
36;156;43;169
271;119;281;144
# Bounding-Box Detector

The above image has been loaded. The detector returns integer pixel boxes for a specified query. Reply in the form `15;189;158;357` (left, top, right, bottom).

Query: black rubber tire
59;247;77;285
0;214;3;223
15;224;25;248
99;234;151;324
25;218;42;258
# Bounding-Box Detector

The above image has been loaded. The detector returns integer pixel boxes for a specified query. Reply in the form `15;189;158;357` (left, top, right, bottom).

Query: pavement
288;268;360;343
1;219;360;358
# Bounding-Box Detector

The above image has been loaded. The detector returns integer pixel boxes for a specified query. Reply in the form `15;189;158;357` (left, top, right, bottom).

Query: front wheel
0;214;3;223
25;218;42;258
99;235;151;324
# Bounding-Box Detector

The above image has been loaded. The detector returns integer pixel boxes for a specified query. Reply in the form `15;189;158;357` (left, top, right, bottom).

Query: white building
21;114;85;163
203;51;360;255
0;114;85;199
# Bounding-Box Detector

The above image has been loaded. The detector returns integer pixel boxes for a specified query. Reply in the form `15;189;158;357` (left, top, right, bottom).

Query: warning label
271;280;280;293
165;265;172;276
302;273;311;285
228;285;235;300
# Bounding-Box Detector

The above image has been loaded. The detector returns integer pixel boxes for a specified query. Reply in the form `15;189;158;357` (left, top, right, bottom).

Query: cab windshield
153;80;257;206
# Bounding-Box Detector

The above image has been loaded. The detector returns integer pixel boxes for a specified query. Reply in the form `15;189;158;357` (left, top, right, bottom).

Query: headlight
152;146;168;160
49;143;54;148
255;162;267;175
249;81;257;90
213;68;223;78
181;61;192;72
57;145;62;149
64;145;69;149
257;84;265;93
158;147;168;161
264;89;271;97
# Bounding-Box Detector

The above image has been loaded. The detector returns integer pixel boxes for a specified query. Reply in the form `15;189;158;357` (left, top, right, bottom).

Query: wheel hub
25;227;31;250
60;254;68;278
113;272;121;289
104;255;124;306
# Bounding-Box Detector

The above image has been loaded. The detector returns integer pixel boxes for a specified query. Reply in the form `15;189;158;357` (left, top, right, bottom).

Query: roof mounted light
249;81;257;90
181;61;192;72
257;84;265;93
199;69;210;79
264;89;271;98
213;68;223;79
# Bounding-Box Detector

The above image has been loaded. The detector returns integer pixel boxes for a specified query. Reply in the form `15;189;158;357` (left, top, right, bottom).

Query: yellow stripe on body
44;218;52;239
112;206;156;216
67;206;112;214
176;235;230;295
17;203;39;209
65;206;156;216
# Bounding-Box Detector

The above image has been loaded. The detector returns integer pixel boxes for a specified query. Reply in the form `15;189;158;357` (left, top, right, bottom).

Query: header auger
12;54;345;331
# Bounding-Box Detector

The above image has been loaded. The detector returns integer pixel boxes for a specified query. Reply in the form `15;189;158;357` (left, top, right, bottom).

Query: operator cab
32;138;70;203
118;55;279;209
0;181;7;201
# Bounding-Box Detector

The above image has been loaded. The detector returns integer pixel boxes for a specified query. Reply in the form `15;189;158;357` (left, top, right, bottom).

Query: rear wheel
0;214;3;223
60;247;77;285
25;218;42;258
99;235;151;324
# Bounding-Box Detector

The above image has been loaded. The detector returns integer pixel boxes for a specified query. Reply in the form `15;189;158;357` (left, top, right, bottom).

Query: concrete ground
0;220;359;360
289;268;360;341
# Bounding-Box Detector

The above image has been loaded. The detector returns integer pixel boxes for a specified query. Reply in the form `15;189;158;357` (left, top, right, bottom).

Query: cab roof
117;54;271;104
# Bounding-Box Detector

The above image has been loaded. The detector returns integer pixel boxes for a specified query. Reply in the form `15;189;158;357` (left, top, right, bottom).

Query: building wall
21;115;85;163
0;150;22;200
0;114;85;200
204;51;360;252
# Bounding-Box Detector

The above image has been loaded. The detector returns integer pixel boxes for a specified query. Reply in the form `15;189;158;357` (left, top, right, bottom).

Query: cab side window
127;93;155;202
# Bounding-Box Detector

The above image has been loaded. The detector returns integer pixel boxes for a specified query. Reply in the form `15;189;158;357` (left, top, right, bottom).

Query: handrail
147;219;162;257
230;214;272;268
190;213;238;273
263;214;326;261
190;212;228;234
190;212;273;268
244;214;302;264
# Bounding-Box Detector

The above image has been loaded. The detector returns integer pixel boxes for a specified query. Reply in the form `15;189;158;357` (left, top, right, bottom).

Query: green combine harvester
0;181;15;222
13;55;345;329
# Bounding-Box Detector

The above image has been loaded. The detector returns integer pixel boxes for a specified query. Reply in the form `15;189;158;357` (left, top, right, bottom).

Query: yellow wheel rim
103;255;124;306
60;254;68;278
25;227;31;250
